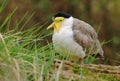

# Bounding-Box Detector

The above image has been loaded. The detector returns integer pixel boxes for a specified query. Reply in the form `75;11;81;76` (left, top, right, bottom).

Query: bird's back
72;18;104;58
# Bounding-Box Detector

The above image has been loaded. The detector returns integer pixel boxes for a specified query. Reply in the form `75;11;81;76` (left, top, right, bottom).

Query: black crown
54;12;71;18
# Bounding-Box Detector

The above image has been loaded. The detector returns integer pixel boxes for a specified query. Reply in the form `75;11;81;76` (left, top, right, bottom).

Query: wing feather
72;18;104;58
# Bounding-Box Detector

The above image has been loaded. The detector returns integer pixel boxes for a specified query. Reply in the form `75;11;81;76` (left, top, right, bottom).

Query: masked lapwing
47;12;104;61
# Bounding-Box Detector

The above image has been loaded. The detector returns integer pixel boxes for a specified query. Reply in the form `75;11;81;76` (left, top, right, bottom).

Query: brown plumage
72;18;104;58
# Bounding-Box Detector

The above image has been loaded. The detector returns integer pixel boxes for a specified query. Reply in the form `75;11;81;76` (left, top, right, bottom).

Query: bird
47;12;104;62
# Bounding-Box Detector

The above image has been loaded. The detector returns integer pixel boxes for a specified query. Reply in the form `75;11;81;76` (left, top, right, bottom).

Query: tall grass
0;1;55;81
1;1;118;81
0;0;98;80
0;3;94;81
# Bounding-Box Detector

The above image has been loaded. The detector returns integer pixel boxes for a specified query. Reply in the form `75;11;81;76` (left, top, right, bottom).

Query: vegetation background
2;0;119;65
0;0;120;81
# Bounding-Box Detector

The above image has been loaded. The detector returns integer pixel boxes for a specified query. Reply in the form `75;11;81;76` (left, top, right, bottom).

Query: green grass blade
0;0;7;14
0;7;17;31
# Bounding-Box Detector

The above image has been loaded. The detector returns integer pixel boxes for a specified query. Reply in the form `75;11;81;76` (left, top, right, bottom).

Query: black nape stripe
54;12;71;18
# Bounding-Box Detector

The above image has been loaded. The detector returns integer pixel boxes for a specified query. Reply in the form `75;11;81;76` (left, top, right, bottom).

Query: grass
0;1;120;81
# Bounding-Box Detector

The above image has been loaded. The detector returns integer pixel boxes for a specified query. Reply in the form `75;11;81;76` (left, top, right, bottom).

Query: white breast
52;17;85;58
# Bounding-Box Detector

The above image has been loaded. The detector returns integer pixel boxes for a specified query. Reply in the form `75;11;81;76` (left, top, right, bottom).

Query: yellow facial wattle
47;17;64;32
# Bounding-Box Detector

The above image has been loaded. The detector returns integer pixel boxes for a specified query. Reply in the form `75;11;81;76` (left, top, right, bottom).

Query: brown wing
72;18;104;58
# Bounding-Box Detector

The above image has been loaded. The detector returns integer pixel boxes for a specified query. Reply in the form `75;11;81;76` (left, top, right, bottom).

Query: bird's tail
96;40;104;60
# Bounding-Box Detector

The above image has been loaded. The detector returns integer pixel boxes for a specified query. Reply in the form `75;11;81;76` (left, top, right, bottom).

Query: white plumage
52;17;85;58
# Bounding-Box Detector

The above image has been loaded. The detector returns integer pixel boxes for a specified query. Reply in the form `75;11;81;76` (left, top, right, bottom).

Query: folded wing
72;18;104;58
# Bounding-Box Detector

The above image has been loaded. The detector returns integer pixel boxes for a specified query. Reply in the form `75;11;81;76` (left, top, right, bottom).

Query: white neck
61;16;73;28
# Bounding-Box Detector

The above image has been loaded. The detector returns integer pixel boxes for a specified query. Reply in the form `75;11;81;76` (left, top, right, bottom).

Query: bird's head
47;12;71;32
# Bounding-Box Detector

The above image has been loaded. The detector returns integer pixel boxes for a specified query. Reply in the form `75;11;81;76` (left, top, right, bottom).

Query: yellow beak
47;21;62;32
47;22;54;30
47;17;64;32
